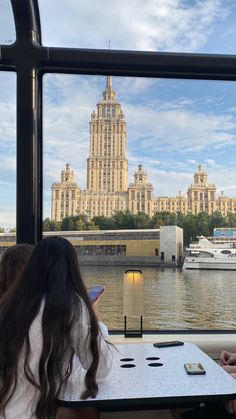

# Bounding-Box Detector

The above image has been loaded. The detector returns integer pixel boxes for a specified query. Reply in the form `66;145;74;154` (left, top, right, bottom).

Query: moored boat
183;236;236;270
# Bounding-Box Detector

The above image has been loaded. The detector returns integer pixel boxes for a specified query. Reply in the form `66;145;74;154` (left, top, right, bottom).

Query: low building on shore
0;226;183;267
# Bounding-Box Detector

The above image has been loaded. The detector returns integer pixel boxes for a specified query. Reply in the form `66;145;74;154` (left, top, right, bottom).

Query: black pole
16;68;42;244
10;0;43;244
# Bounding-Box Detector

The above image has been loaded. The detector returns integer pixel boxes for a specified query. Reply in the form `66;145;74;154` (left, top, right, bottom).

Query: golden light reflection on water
81;266;236;331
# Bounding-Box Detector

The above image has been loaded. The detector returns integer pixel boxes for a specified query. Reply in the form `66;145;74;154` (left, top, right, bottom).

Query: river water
81;266;236;331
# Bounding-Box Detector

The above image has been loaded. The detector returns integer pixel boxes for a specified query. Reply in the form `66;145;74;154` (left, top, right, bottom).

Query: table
59;342;236;411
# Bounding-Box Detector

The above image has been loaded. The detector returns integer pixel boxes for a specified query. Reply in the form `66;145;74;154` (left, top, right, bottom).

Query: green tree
182;213;198;245
208;211;228;234
92;215;115;230
87;220;99;230
55;221;61;231
0;227;5;233
61;217;74;231
226;213;236;228
75;219;86;231
133;212;151;229
43;218;56;231
112;211;136;229
175;211;185;228
196;212;210;237
150;211;177;228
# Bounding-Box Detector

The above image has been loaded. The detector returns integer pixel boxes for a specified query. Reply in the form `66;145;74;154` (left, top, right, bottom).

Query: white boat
183;236;236;270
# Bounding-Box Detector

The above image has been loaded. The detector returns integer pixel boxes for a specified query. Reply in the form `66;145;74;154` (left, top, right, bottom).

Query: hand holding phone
184;363;206;375
153;341;184;348
88;285;105;303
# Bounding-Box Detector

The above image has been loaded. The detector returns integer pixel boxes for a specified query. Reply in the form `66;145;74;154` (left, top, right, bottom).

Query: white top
3;299;112;419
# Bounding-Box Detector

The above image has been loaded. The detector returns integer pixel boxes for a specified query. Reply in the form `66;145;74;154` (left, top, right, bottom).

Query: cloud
0;102;16;146
124;103;236;153
187;159;197;165
146;168;192;196
0;2;15;44
0;210;16;230
37;0;229;53
205;159;217;167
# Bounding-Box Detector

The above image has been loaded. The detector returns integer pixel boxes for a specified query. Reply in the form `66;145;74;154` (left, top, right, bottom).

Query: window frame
1;0;236;333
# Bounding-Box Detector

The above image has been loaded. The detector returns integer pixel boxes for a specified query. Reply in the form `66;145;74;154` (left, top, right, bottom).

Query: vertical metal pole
16;68;42;244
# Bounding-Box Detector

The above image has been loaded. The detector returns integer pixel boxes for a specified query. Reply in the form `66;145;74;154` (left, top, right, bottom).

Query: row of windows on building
91;124;125;132
76;244;126;256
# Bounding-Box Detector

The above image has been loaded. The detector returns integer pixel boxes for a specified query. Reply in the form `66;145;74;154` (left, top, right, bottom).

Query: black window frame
2;1;236;244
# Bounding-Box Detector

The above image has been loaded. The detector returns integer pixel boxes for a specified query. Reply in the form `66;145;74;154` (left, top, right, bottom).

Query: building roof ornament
103;75;116;101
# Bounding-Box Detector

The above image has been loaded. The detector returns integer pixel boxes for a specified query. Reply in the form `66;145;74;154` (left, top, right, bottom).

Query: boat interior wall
109;333;236;361
102;411;172;418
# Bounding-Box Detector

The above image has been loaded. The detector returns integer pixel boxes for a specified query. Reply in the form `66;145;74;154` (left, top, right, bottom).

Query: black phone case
153;341;184;348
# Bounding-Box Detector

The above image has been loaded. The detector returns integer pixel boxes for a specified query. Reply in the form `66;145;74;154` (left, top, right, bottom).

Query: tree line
41;211;236;245
2;211;236;245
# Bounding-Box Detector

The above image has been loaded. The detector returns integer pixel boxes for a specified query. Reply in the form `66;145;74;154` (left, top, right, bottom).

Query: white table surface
59;342;236;410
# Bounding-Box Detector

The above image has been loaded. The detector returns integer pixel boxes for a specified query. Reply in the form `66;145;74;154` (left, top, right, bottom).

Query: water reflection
80;266;236;330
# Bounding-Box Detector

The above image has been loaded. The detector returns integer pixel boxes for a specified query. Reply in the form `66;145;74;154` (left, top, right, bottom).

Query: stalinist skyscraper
51;77;235;222
87;76;128;193
51;76;154;221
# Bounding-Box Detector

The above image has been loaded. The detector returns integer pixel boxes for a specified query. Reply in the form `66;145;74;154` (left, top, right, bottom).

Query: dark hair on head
0;243;34;298
0;236;99;419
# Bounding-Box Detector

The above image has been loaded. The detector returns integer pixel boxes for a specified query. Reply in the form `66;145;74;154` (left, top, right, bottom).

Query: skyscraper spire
103;75;115;101
106;75;112;89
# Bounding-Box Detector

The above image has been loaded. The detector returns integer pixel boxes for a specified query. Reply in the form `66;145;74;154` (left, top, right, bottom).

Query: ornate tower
128;164;153;216
187;165;217;214
193;164;208;186
87;76;128;192
51;163;79;222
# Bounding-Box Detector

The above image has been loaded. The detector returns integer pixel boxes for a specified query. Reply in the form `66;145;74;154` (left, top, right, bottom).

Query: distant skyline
1;0;236;229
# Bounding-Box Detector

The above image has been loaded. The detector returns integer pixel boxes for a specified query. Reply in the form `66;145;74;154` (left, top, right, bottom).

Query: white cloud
124;102;236;153
0;102;16;145
0;1;15;44
146;168;192;196
37;0;229;52
187;159;197;165
205;159;217;167
0;209;16;230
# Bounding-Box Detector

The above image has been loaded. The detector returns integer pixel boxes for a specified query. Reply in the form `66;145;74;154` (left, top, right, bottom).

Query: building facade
51;78;236;222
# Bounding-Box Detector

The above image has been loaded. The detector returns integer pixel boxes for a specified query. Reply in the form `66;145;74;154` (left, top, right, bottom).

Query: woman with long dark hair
0;236;111;419
0;243;34;298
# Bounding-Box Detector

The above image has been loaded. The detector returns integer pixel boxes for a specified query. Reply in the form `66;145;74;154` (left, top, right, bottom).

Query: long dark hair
0;243;34;298
0;236;100;419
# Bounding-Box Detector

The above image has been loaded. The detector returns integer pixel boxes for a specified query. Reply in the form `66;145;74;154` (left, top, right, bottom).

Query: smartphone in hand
88;285;105;303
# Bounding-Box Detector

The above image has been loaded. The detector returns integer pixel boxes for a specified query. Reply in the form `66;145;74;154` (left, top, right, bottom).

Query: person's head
0;236;99;419
0;243;34;298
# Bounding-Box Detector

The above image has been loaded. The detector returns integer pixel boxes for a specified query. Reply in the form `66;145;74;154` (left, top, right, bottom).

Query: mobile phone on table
184;363;206;375
153;341;184;348
88;285;105;303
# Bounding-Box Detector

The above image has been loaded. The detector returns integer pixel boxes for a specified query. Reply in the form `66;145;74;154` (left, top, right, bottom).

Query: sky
1;0;236;229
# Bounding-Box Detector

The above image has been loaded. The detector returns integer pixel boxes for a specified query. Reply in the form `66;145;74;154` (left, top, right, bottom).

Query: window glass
43;74;236;330
0;72;16;253
0;1;15;44
38;0;236;54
